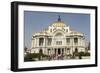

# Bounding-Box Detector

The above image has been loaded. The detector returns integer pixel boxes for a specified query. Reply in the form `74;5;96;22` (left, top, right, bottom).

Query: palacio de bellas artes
24;16;90;61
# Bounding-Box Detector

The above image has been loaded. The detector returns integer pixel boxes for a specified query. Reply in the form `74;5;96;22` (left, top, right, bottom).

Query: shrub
24;53;48;61
78;52;84;56
84;52;90;56
78;52;90;56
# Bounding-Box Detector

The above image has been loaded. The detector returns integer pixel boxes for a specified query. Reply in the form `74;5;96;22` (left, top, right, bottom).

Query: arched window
67;48;70;54
56;41;62;45
47;38;52;45
74;38;78;44
39;38;44;46
39;49;43;54
66;38;70;43
75;48;78;53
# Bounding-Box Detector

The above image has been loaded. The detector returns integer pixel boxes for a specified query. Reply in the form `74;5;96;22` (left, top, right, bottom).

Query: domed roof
52;21;66;27
51;16;66;27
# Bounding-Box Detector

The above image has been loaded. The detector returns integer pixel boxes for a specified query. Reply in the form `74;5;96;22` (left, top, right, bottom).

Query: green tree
24;46;28;52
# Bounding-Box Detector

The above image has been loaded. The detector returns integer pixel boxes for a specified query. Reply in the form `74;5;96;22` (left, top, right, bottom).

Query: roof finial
58;15;61;21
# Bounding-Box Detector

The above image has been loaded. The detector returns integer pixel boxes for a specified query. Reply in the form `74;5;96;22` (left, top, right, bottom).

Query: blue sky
24;11;90;49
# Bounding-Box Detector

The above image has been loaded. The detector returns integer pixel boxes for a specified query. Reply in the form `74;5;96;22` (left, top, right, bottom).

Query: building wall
31;35;86;55
31;21;86;55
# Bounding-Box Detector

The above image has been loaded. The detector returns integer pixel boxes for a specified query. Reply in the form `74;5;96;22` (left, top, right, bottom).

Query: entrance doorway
39;49;43;54
58;48;61;54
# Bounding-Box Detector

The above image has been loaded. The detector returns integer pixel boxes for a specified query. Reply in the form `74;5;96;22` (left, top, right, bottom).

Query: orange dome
52;21;66;27
51;16;67;27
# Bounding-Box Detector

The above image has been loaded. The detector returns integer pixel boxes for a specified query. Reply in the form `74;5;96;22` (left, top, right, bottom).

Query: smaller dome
51;16;67;27
52;21;66;27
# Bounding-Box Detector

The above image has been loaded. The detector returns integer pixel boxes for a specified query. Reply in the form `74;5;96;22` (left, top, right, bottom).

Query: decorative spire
58;15;61;21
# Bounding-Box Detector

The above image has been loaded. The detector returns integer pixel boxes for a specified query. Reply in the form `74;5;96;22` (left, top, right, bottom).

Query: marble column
65;48;66;55
56;48;58;55
37;37;39;47
32;39;34;48
63;48;65;55
55;48;56;55
61;48;63;55
52;48;54;55
51;48;53;55
35;38;37;47
43;37;45;47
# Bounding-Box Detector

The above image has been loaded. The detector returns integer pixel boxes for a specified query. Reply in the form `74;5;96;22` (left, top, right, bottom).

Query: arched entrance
58;48;61;54
75;48;78;53
39;49;43;54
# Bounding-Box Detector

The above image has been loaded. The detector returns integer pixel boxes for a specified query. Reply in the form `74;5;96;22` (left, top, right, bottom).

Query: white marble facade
31;16;86;56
